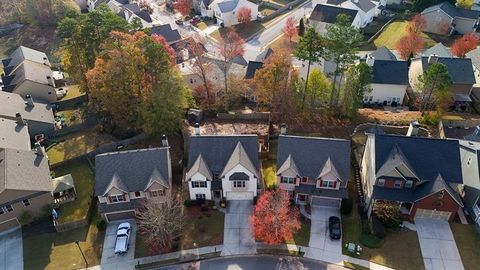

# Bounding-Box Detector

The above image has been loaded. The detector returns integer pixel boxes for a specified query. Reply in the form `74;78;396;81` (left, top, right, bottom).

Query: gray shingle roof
310;4;358;24
150;24;181;43
370;46;397;61
423;43;452;58
2;46;50;76
0;148;51;193
255;48;273;62
245;61;263;79
371;60;409;85
466;46;480;69
187;135;259;176
2;61;54;92
277;135;350;186
0;92;54;124
94;147;171;196
0;118;30;151
423;2;480;20
421;57;475;84
216;0;239;13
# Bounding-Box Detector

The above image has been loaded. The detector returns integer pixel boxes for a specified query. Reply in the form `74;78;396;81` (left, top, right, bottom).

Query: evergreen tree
298;18;305;36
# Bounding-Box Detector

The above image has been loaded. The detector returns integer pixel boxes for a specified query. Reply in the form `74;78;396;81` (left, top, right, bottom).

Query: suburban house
94;139;172;222
200;0;215;17
466;47;480;103
0;146;52;232
422;43;452;57
0;92;55;136
438;116;480;142
1;46;57;103
319;0;385;28
309;3;361;34
87;0;109;11
364;56;409;106
421;2;480;35
150;24;182;44
276;127;350;207
185;131;260;201
459;140;480;227
209;0;258;27
367;46;397;61
360;131;464;221
170;37;206;64
409;55;476;110
118;3;153;28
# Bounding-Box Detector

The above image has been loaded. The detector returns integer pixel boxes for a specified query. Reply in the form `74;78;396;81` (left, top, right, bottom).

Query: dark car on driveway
175;19;184;25
329;216;342;240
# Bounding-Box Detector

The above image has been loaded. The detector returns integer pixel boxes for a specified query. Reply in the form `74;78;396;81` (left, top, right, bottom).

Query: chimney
15;112;25;125
43;57;49;66
194;122;200;135
428;54;438;65
406;121;420;136
25;95;34;107
161;134;169;147
366;56;375;67
35;142;46;156
280;123;287;135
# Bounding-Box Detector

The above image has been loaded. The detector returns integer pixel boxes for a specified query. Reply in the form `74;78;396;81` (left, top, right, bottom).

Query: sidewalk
135;245;223;265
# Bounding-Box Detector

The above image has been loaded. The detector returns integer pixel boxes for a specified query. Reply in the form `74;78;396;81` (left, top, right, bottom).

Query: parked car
190;16;201;25
175;19;184;25
55;88;67;99
328;216;342;240
114;222;131;254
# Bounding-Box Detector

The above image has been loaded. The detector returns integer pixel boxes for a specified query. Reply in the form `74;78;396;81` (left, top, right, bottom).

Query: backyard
451;223;480;270
373;20;436;50
56;108;84;126
210;21;265;40
53;160;94;224
60;84;85;101
46;129;115;165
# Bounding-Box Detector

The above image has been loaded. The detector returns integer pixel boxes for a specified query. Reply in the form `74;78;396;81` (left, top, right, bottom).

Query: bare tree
190;34;214;107
136;192;185;250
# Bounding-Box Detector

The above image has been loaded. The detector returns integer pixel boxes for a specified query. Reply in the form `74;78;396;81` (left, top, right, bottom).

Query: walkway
221;200;256;256
415;218;464;270
299;204;311;220
0;228;23;270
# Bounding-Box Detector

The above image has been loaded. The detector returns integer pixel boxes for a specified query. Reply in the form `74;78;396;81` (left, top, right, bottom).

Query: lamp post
75;240;88;269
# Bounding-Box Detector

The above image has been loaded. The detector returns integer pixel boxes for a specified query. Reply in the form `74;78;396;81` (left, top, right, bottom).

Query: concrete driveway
415;218;464;270
0;228;23;270
304;206;343;264
221;200;256;256
101;220;137;270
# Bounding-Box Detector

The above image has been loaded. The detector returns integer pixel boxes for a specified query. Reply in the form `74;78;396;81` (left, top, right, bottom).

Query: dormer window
405;180;413;188
321;180;336;188
301;177;308;183
377;178;385;186
109;194;125;203
438;190;445;199
394;180;402;189
280;176;295;184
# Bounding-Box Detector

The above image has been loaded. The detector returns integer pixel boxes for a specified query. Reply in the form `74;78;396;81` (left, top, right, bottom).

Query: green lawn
57;109;83;126
61;85;85;100
259;6;277;16
54;161;94;224
196;22;208;31
23;222;104;270
451;223;480;270
286;222;310;247
373;20;435;49
46;129;115;165
210;21;265;40
343;261;370;270
262;159;277;188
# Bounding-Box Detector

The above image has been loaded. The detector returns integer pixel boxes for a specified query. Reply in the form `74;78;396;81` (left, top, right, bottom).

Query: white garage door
415;209;451;221
311;197;341;208
226;192;254;201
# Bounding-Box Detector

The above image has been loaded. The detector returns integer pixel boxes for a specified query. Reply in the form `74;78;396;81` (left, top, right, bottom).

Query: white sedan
114;222;131;254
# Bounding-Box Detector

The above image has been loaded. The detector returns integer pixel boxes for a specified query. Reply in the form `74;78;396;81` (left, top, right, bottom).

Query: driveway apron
0;228;23;270
101;220;137;270
221;200;256;256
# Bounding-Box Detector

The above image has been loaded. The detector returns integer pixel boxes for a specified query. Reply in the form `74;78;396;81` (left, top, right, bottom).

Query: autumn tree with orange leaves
406;14;426;34
283;17;297;42
396;33;424;60
237;6;252;24
250;189;301;245
451;33;479;57
217;29;245;94
174;0;192;16
87;31;190;135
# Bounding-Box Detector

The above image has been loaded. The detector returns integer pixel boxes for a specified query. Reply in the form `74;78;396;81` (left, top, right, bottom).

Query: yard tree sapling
250;189;301;245
416;63;452;115
294;27;325;110
136;192;185;251
189;34;215;108
451;33;479;57
456;0;474;9
305;68;332;111
283;17;297;42
237;6;252;25
342;62;372;119
396;32;424;60
174;0;193;16
406;14;426;34
217;29;246;95
298;18;305;36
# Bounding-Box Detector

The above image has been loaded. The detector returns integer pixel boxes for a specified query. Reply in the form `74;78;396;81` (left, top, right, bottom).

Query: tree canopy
416;63;453;114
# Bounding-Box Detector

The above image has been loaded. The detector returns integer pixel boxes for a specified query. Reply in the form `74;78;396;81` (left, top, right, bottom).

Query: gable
106;186;125;196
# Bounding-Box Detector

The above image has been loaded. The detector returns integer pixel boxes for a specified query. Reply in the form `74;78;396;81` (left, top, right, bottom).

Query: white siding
222;164;257;200
367;83;407;105
188;172;212;200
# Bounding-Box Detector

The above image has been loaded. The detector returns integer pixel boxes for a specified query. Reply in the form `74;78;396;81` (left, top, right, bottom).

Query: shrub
19;211;33;225
419;111;441;126
340;198;353;215
369;215;386;238
359;232;383;248
184;199;193;207
96;219;106;230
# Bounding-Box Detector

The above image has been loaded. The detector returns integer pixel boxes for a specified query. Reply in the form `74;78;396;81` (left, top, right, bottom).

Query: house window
301;177;308;183
298;194;307;202
233;181;246;188
192;181;207;188
405;180;413;188
467;157;472;167
394;180;402;188
377;178;385;186
280;176;295;184
321;180;336;188
5;205;13;212
134;191;141;197
438;190;445;199
0;208;4;215
23;199;31;207
109;194;125;203
151;190;165;197
196;194;206;200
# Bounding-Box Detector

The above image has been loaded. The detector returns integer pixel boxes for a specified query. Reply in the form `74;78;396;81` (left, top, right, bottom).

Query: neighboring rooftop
255;48;273;62
0;91;54;124
422;1;480;20
309;4;358;24
420;56;475;84
422;43;452;58
0;118;31;151
1;46;50;76
2;61;54;92
245;61;263;79
121;3;152;22
94;147;171;196
371;60;409;85
369;46;397;61
150;24;181;43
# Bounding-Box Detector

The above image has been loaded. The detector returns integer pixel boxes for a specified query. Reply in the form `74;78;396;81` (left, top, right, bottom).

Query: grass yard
262;159;277;188
23;222;104;270
264;0;291;5
259;6;277;16
451;223;480;270
196;22;208;31
61;85;85;101
373;20;436;50
57;109;83;126
46;129;115;165
54;161;94;224
210;21;265;40
343;261;370;270
286;222;311;247
268;33;298;52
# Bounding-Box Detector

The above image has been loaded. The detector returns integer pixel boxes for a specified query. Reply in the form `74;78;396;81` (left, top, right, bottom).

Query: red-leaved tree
283;17;297;42
237;6;252;25
451;33;479;57
406;14;426;34
250;189;302;245
218;29;245;94
396;33;424;60
174;0;193;16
